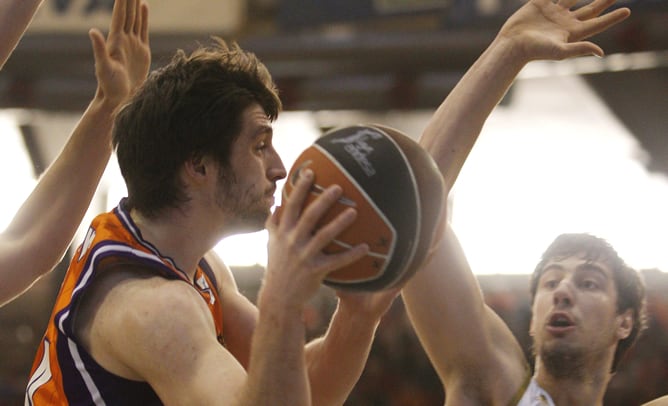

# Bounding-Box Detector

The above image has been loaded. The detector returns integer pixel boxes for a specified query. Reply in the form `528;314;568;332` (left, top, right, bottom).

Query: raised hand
498;0;630;60
88;0;150;108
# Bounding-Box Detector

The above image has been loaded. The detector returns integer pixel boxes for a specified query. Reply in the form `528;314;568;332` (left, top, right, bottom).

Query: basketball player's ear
183;153;209;184
616;308;633;340
528;308;537;337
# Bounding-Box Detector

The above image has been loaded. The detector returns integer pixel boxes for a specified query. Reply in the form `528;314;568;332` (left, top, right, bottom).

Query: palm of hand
264;236;332;308
503;1;575;59
90;1;151;107
499;0;630;61
103;33;150;103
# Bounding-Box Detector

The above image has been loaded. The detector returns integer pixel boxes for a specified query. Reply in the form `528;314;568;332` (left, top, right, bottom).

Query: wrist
256;283;307;327
92;86;131;117
334;300;382;331
91;89;122;115
256;304;307;341
489;34;532;69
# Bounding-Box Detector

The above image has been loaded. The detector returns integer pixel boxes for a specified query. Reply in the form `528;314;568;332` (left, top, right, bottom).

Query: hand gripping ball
283;124;445;291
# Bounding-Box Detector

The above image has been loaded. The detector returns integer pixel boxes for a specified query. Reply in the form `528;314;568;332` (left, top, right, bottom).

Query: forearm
305;302;379;406
402;226;488;375
240;294;310;406
0;93;114;305
406;26;522;377
0;0;44;69
420;36;527;190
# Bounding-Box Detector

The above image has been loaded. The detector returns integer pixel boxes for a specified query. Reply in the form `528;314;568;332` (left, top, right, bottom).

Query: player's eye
581;279;599;290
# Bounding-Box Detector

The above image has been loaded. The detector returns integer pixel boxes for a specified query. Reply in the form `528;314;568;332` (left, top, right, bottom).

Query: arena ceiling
1;0;667;174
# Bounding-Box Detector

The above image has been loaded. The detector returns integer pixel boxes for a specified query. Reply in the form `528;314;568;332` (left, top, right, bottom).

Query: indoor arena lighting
0;112;37;232
451;74;668;275
13;72;666;275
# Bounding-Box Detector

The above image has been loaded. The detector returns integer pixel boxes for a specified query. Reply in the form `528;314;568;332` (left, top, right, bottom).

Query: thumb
88;28;109;67
562;41;604;59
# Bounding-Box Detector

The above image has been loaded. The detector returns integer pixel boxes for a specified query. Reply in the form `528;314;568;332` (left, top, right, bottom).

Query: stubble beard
216;173;271;234
537;340;588;380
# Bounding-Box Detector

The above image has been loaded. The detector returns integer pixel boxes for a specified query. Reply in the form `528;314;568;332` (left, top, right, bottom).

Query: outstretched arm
0;0;44;69
423;0;630;192
0;0;151;306
402;0;630;402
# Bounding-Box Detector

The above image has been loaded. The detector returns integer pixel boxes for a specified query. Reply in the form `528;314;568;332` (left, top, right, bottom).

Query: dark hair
529;233;647;372
112;38;282;218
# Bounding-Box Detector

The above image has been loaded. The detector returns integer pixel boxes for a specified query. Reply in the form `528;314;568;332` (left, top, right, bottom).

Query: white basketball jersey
516;378;555;406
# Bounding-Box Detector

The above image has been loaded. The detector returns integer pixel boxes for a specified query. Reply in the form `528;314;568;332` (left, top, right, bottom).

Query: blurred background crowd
2;263;666;405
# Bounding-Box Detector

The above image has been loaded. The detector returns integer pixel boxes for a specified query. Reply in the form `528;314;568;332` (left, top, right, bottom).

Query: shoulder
77;268;218;377
78;266;248;402
442;354;530;406
201;250;258;369
95;269;215;335
203;250;238;293
201;250;257;324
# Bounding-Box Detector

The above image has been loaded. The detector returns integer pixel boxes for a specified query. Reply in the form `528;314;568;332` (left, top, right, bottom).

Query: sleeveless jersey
516;378;555;406
25;200;224;405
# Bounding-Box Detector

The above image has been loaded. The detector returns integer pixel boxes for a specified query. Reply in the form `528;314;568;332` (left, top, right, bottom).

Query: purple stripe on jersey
113;199;189;281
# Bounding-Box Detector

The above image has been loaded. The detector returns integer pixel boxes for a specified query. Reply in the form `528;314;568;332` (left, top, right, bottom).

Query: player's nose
552;280;574;308
267;148;286;181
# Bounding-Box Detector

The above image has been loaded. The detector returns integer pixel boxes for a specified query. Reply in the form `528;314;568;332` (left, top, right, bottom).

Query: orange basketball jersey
25;199;223;405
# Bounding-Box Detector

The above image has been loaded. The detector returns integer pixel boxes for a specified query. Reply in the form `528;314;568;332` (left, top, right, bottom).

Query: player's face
530;255;632;375
215;103;286;234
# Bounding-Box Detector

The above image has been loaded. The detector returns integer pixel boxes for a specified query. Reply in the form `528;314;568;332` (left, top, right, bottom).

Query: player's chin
244;208;272;231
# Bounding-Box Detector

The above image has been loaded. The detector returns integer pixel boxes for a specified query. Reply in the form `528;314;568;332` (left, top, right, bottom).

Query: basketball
282;124;445;291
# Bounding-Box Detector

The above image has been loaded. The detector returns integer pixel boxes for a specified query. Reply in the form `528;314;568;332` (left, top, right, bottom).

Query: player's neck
534;358;612;406
130;206;219;280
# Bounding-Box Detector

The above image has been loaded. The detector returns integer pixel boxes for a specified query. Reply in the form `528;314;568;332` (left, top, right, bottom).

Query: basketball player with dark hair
25;36;398;406
402;0;655;404
0;0;150;306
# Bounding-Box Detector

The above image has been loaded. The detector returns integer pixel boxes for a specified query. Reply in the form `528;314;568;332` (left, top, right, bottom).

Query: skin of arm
241;171;373;405
80;170;370;405
204;249;258;370
206;247;399;406
0;0;150;306
0;0;44;69
401;0;630;403
304;288;400;406
643;396;668;406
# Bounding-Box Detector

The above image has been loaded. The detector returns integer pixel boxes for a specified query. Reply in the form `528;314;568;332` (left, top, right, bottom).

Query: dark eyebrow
541;264;564;274
255;123;273;138
576;262;609;279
